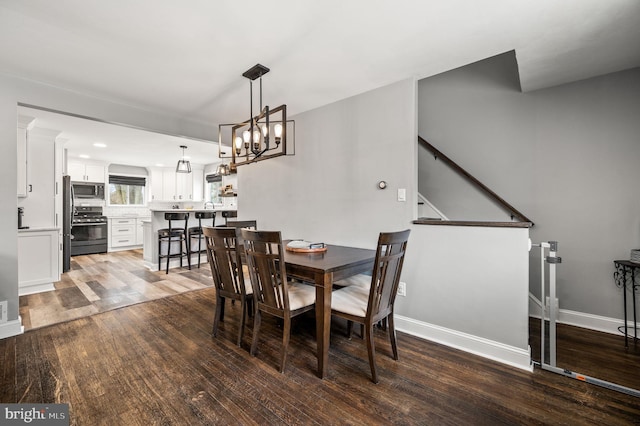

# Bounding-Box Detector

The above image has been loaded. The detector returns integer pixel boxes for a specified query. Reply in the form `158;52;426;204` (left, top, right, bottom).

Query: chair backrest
239;229;290;315
226;220;257;230
221;210;237;225
367;229;411;322
195;211;216;220
203;226;246;297
164;212;189;230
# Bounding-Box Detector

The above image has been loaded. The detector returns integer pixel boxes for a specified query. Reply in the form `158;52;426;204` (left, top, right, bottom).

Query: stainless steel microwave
72;182;105;199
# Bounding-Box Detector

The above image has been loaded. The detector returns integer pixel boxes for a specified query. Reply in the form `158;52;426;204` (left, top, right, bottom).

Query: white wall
418;52;640;321
0;72;213;329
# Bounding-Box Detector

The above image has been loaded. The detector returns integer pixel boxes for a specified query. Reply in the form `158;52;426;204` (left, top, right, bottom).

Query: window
109;175;146;205
206;174;222;205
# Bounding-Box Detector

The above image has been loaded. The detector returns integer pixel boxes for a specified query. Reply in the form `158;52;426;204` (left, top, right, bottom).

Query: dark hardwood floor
3;251;639;424
530;317;640;394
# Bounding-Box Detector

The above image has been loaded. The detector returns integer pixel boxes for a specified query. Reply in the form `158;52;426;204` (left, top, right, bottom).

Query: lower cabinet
18;229;60;295
109;218;137;250
108;217;149;251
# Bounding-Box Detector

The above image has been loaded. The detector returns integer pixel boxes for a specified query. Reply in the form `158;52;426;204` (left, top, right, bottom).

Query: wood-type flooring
19;249;213;330
2;250;638;424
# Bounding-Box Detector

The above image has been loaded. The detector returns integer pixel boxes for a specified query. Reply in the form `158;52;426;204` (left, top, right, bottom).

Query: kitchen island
142;209;236;271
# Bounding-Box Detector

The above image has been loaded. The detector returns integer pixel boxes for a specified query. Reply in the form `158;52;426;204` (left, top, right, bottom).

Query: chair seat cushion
334;273;371;288
287;281;316;311
331;285;369;318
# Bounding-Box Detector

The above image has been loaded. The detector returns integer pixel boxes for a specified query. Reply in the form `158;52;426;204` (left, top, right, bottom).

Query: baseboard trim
394;315;532;372
0;316;24;339
529;293;630;336
19;283;55;296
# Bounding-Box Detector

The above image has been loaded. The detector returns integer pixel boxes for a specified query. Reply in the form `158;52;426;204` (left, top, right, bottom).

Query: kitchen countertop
18;227;60;233
149;208;236;213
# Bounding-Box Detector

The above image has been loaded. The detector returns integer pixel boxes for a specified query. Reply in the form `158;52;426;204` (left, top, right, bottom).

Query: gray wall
238;78;531;363
239;78;417;249
0;73;212;324
418;52;640;320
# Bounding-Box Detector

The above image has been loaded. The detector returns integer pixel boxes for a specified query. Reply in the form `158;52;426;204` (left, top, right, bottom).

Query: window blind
109;175;146;186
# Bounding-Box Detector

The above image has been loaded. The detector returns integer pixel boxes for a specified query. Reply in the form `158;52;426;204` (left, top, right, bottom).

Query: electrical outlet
397;282;406;297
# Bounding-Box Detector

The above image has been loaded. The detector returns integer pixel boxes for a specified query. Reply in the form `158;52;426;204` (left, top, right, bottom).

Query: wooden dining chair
239;229;316;373
203;226;253;347
331;229;411;383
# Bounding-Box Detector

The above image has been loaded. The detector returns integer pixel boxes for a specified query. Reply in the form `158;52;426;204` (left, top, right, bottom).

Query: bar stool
158;212;191;274
188;211;216;267
220;210;237;226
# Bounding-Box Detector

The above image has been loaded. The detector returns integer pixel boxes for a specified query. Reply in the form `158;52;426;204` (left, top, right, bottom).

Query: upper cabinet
17;116;36;198
148;167;203;202
68;161;105;183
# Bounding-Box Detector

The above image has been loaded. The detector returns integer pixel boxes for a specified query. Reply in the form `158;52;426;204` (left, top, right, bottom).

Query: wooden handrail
418;136;533;226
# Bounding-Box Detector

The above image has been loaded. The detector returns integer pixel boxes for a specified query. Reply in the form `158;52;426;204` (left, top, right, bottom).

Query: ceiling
17;105;218;168
3;1;640;167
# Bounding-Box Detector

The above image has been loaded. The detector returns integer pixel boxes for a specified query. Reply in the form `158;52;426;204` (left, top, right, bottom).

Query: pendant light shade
176;145;192;173
216;163;230;176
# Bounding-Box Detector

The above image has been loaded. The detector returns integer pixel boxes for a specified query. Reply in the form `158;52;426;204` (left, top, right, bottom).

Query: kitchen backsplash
104;199;236;217
103;206;152;217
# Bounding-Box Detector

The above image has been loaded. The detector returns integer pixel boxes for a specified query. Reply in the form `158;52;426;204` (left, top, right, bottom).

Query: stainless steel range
71;206;108;256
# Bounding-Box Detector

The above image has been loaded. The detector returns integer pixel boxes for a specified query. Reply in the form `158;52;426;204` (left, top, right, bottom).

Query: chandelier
218;64;294;170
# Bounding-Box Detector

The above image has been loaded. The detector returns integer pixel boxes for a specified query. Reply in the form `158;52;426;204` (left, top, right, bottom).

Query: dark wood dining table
283;242;376;378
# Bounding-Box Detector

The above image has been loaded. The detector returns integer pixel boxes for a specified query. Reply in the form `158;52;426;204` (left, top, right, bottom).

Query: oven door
70;222;108;255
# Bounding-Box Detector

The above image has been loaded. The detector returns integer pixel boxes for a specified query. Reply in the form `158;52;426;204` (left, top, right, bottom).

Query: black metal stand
614;260;640;348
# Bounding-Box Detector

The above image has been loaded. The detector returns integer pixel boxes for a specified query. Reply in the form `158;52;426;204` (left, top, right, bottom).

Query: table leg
315;272;332;379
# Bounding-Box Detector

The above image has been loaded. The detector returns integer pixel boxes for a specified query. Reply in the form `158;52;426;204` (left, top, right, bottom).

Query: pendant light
176;145;192;173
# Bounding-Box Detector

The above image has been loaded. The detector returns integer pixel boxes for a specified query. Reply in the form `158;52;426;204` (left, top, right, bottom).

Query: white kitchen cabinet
68;161;105;183
176;171;193;201
18;229;60;295
148;168;163;201
162;169;177;200
17;116;35;198
109;218;137;249
149;167;202;202
18;127;60;229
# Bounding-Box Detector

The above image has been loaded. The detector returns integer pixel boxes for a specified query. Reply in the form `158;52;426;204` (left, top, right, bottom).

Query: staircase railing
418;135;533;225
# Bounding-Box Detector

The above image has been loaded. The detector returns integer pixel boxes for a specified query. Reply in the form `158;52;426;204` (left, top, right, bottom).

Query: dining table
282;241;376;379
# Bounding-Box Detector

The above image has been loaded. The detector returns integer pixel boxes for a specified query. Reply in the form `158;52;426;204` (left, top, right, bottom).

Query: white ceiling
17;105;219;168
3;1;640;167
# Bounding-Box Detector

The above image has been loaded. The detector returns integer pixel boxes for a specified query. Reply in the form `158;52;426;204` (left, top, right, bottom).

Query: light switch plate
397;188;406;202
